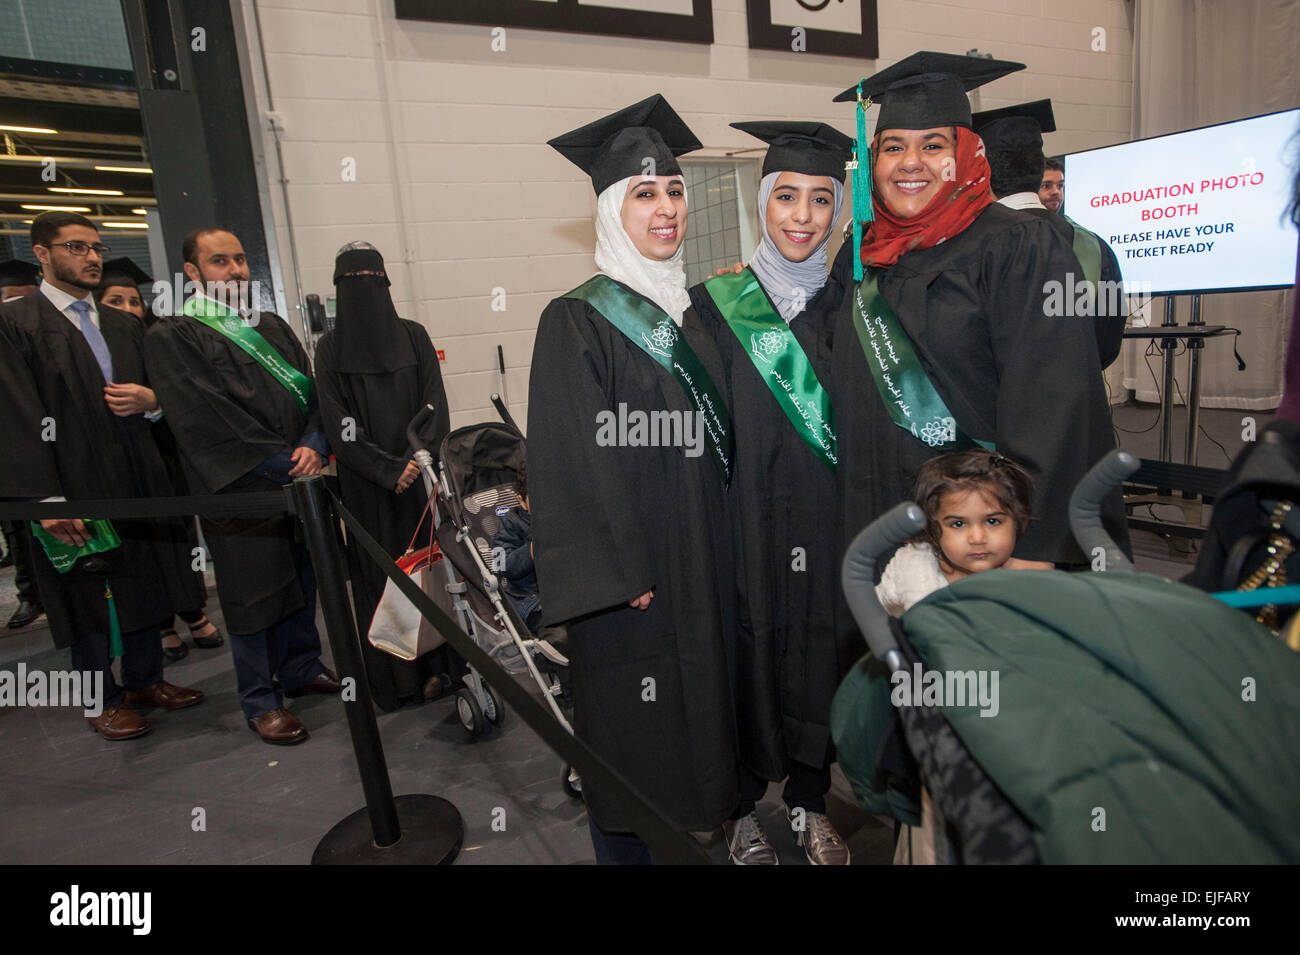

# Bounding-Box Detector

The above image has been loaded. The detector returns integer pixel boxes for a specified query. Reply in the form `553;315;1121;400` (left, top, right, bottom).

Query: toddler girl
877;449;1035;616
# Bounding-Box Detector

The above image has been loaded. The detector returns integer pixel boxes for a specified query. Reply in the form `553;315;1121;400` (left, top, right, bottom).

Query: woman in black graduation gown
829;52;1128;579
529;95;739;863
315;242;451;711
689;122;855;865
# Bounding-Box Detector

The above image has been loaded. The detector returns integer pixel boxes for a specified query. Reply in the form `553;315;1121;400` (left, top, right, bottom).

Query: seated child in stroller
493;463;541;633
874;448;1039;864
876;449;1041;617
492;465;570;678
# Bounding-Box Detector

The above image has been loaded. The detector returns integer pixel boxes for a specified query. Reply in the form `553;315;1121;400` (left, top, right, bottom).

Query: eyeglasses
47;241;111;256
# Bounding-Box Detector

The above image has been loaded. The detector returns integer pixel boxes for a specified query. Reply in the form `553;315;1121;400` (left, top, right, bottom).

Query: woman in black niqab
315;242;452;710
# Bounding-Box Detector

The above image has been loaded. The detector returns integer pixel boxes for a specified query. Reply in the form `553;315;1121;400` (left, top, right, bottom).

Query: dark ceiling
0;59;154;240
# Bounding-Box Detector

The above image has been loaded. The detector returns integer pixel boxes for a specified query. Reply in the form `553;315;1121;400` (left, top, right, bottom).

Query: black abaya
315;319;450;710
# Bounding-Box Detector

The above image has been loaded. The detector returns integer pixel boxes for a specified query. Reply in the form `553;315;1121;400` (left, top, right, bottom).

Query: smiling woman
829;51;1132;591
687;119;855;865
619;176;687;261
528;95;739;865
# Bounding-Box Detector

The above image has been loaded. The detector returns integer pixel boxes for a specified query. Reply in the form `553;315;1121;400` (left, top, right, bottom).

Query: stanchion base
312;794;463;865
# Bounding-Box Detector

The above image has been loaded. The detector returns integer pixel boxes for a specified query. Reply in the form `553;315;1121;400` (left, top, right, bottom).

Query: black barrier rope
0;487;710;864
0;491;291;521
330;490;711;865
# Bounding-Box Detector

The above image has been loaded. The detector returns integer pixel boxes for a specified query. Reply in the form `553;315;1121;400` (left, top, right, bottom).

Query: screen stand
1184;293;1205;484
1158;295;1178;488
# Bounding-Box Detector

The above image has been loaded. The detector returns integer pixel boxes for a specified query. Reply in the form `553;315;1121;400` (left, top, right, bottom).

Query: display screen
1064;108;1300;295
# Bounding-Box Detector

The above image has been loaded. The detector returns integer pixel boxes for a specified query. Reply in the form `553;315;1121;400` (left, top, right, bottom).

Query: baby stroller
406;400;581;795
1183;417;1300;643
832;450;1300;864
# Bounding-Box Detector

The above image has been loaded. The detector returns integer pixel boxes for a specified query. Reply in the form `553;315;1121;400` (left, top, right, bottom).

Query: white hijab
748;171;845;323
594;174;691;326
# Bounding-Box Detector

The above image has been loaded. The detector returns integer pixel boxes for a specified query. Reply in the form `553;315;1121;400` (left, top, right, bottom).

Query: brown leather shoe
87;705;151;740
124;681;205;711
284;667;342;698
248;707;309;745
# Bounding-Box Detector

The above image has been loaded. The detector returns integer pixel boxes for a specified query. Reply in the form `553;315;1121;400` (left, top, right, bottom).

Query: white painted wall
239;0;1134;430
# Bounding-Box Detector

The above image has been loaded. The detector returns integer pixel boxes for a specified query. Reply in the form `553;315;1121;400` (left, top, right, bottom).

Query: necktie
71;299;114;383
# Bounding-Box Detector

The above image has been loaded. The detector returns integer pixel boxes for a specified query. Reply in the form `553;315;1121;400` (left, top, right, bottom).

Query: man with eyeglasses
144;228;337;745
0;211;204;740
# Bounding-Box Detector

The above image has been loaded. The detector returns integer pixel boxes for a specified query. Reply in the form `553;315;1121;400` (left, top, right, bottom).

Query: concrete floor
0;400;1260;865
0;566;891;865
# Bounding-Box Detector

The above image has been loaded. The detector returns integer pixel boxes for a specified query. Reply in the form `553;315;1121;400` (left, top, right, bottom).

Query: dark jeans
588;817;652;866
227;550;325;719
69;624;164;710
733;759;832;819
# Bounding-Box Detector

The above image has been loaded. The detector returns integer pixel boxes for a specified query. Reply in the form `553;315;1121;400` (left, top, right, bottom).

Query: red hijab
859;125;994;269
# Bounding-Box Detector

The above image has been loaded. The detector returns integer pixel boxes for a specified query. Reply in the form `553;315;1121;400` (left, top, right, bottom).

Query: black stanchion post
291;474;463;864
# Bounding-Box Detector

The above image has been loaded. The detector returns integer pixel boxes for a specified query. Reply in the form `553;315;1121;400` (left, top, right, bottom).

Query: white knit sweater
875;542;950;618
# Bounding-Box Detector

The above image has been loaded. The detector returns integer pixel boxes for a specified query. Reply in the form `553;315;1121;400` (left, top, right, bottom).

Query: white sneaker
722;812;779;865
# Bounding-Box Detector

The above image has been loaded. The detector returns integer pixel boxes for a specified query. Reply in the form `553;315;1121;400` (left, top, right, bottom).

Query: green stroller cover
832;568;1300;863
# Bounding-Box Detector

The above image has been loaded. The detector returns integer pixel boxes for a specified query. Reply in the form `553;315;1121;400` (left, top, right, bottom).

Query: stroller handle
1068;448;1138;572
406;403;439;456
841;502;927;666
491;392;522;434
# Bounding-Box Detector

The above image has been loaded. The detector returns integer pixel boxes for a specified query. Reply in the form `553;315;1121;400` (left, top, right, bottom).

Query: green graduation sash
31;519;124;658
562;275;733;483
182;295;311;415
1064;215;1103;314
703;268;837;471
851;273;993;452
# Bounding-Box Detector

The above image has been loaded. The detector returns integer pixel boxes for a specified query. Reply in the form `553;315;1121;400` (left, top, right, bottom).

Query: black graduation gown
527;284;739;833
0;293;203;648
830;202;1129;582
688;245;853;781
1022;207;1127;369
315;319;450;710
144;310;323;635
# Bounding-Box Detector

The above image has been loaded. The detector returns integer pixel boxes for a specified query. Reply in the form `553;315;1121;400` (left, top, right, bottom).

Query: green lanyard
562;275;733;483
703;268;837;471
851;273;992;452
182;296;311;416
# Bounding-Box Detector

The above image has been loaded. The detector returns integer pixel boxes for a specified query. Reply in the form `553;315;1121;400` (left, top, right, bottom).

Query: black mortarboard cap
834;51;1025;132
730;121;855;182
98;256;152;289
0;258;40;289
972;98;1056;139
972;99;1055;197
548;94;702;194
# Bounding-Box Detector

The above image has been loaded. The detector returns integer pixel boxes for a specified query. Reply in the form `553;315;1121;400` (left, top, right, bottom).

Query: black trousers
5;522;41;605
733;759;832;818
68;624;164;710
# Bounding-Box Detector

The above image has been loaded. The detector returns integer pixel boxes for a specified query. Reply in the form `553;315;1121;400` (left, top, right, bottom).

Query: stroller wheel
455;688;487;737
562;764;583;801
484;683;505;727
